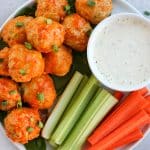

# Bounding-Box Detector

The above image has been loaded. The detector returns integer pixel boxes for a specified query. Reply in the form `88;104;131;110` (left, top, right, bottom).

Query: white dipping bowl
87;13;150;92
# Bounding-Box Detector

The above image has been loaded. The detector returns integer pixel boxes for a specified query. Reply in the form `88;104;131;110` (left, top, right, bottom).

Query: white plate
0;0;149;150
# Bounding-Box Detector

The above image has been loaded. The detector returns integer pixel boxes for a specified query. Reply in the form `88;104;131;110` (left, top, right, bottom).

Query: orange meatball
0;47;9;76
1;16;33;46
0;78;21;111
36;0;68;22
75;0;112;24
62;14;92;52
25;17;65;53
8;44;44;82
44;45;73;76
4;108;42;144
22;75;56;109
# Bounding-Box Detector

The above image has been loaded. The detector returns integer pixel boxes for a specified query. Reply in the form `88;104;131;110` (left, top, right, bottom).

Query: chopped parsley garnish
0;58;4;63
37;93;45;101
16;22;24;27
26;127;34;133
144;11;150;16
46;19;52;25
19;69;26;76
24;42;32;50
87;0;96;7
38;121;44;128
52;44;59;52
1;100;8;106
17;100;22;108
64;5;71;14
9;90;17;95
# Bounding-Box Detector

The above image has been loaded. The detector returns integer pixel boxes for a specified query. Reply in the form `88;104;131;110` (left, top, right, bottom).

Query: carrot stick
145;106;150;114
88;92;146;145
112;129;143;148
145;101;150;114
144;96;150;114
113;91;124;101
143;100;150;109
146;95;150;100
88;110;150;150
134;87;149;96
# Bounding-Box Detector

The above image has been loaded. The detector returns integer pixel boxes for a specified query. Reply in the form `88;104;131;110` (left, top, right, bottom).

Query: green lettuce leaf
25;137;46;150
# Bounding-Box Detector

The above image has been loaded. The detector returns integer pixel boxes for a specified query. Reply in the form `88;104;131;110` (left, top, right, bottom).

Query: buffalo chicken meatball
4;108;42;144
62;14;92;52
36;0;68;22
25;17;65;53
44;45;73;76
22;75;56;109
0;78;21;111
1;16;33;46
0;47;9;76
75;0;112;24
8;44;44;82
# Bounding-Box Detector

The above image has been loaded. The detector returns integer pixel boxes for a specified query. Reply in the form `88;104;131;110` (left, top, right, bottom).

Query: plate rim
0;0;149;150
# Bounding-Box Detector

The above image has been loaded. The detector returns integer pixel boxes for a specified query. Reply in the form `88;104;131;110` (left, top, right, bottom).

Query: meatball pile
0;0;112;144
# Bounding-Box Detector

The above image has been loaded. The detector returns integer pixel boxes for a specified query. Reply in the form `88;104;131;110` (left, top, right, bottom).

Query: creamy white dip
88;14;150;91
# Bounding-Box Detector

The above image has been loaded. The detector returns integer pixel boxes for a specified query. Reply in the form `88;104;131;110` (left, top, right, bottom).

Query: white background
0;0;150;150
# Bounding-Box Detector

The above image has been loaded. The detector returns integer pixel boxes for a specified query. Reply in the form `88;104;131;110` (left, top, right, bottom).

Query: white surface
0;0;149;150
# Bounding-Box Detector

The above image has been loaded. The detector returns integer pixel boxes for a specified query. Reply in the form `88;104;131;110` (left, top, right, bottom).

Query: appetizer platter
0;0;150;150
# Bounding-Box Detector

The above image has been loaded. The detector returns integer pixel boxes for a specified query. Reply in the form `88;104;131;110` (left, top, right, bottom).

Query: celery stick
76;93;118;149
50;75;99;145
64;75;88;113
58;89;118;150
49;140;58;148
49;76;88;148
42;71;83;139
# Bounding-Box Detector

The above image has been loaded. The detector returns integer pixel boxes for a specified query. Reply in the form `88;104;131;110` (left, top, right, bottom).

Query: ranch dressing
90;15;150;91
